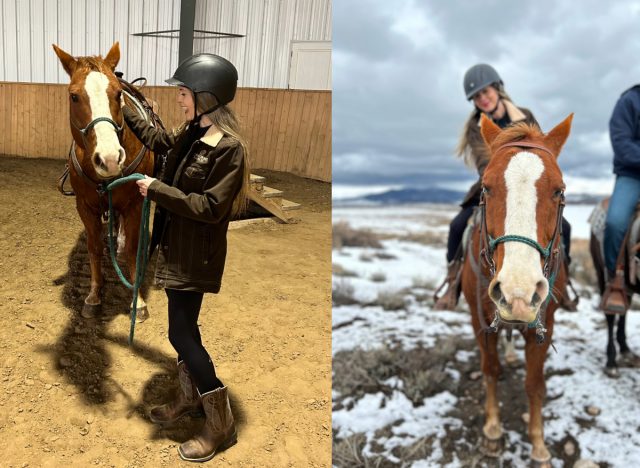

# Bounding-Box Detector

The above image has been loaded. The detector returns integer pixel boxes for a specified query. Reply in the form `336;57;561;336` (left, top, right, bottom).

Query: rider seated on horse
434;64;576;311
601;84;640;313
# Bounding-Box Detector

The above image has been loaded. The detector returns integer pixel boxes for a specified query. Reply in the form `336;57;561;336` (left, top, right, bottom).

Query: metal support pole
179;0;196;64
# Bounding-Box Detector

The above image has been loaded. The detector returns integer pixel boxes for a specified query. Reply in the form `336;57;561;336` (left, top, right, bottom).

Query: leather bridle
476;140;565;344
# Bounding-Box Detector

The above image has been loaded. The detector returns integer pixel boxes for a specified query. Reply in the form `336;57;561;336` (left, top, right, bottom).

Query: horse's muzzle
489;280;544;323
93;148;125;178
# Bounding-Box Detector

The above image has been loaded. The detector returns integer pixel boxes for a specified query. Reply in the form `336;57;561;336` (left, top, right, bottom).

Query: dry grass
570;239;597;288
378;230;447;247
334;263;359;278
332;434;388;468
333;222;383;249
370;271;387;283
332;338;464;406
412;276;438;290
371;290;406;311
333;279;359;306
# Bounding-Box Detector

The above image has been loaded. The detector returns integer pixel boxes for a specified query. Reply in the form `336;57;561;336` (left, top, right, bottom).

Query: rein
475;140;565;345
105;173;151;346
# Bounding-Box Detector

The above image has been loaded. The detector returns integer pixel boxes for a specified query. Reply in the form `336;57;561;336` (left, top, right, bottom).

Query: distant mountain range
335;187;603;205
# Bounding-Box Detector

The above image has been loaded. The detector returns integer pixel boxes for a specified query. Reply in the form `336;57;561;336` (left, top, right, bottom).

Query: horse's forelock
490;123;545;152
75;56;113;77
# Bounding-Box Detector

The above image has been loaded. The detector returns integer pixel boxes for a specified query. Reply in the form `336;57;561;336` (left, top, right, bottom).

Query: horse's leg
77;202;104;317
524;336;551;466
478;332;503;455
121;202;149;322
604;314;619;376
617;313;640;367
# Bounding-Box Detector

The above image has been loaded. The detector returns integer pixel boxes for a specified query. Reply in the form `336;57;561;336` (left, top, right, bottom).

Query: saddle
590;198;640;304
57;74;167;196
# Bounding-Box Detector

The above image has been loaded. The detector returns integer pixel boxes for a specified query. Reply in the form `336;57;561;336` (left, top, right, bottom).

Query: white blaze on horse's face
494;152;549;323
84;71;125;178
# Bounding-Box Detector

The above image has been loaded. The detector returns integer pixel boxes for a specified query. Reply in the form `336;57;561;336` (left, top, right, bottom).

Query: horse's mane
76;56;112;74
491;122;544;150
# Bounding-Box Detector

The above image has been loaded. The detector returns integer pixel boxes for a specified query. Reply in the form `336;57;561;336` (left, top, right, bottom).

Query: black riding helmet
166;53;238;121
463;64;503;100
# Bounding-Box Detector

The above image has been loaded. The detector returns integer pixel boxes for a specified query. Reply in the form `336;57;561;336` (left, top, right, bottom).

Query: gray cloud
333;0;640;186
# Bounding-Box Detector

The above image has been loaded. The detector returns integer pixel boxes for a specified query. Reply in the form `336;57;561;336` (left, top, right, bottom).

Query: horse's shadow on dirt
36;230;246;441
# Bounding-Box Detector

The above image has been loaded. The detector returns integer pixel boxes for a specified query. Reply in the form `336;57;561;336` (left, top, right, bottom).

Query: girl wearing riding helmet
122;53;249;462
434;64;575;311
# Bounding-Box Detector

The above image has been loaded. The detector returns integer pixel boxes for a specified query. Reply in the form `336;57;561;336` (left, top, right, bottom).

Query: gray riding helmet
166;53;238;105
463;64;503;100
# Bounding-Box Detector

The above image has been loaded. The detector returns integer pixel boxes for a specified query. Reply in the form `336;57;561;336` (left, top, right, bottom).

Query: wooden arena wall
0;83;331;182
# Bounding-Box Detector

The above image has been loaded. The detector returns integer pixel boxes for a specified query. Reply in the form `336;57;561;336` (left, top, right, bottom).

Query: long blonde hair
175;91;251;219
455;86;513;167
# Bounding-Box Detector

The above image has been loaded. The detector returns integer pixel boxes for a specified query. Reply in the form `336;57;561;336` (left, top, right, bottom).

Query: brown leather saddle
590;197;640;311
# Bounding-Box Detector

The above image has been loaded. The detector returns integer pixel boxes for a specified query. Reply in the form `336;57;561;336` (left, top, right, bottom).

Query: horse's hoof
134;306;149;323
82;302;101;318
603;366;620;378
530;457;552;468
619;351;640;368
479;435;503;458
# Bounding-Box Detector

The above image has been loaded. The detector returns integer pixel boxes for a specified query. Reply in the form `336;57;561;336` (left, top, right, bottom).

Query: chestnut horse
461;114;573;466
53;43;153;319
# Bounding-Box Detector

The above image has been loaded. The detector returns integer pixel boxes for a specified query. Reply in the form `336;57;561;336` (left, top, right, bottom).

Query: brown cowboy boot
178;386;238;462
601;270;628;314
434;260;463;310
149;360;204;424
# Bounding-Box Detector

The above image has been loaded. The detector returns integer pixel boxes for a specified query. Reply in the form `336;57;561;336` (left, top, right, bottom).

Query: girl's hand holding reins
136;175;156;197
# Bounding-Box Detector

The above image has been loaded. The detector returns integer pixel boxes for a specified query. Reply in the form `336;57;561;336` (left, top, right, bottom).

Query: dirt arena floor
0;156;332;467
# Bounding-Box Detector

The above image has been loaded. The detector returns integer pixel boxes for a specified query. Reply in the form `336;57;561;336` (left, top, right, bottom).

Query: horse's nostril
531;291;541;306
93;152;101;167
118;148;126;164
489;282;503;303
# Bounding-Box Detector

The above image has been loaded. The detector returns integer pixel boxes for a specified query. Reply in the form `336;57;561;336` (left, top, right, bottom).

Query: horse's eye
553;189;564;198
483;187;492;197
70;93;78;103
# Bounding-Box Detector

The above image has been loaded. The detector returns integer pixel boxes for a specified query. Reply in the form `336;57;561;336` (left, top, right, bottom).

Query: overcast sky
333;0;640;189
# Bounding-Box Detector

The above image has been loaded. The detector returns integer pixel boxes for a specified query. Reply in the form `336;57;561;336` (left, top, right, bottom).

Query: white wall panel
56;0;73;82
43;0;59;82
194;0;332;89
1;0;332;89
16;0;31;81
113;0;130;77
30;0;45;82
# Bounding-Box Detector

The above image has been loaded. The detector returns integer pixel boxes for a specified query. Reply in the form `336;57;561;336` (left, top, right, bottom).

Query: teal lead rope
105;173;151;345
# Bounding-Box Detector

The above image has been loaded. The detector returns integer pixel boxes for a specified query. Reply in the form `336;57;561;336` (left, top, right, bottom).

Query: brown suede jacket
461;100;538;207
123;107;244;293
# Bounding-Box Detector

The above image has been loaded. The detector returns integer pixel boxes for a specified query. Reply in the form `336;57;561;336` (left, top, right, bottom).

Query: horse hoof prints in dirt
54;42;154;320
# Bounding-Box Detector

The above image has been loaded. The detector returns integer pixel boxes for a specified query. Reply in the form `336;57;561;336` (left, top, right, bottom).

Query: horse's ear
52;44;77;76
104;42;120;70
480;113;502;147
544;113;573;158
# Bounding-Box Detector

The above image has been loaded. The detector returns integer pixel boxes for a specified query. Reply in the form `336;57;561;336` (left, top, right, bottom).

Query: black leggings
165;288;223;394
446;206;572;263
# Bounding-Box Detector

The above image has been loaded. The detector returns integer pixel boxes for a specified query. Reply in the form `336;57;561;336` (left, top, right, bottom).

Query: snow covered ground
332;203;640;467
